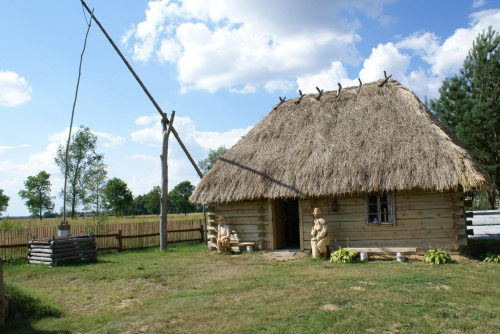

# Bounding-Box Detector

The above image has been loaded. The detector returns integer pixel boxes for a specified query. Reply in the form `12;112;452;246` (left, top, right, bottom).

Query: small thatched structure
191;79;488;254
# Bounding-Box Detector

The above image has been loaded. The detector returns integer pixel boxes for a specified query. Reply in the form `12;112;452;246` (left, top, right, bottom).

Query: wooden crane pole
80;0;203;179
80;1;204;251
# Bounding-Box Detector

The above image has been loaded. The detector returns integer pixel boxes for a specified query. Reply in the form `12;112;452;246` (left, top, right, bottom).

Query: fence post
0;257;4;326
200;221;204;243
118;230;123;252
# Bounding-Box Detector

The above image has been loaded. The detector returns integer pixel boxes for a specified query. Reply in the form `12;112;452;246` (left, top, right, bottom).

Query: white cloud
131;154;155;160
397;9;500;77
297;61;359;94
359;43;411;83
124;0;398;93
134;115;159;126
0;144;30;154
130;114;252;150
472;0;486;9
264;80;296;94
0;71;32;107
94;131;125;148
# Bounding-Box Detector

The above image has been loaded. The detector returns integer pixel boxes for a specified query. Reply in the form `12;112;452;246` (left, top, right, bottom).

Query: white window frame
365;192;395;226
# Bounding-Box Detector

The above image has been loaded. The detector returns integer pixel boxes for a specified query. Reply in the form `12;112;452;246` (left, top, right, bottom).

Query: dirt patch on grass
435;285;452;291
320;304;341;311
350;286;366;291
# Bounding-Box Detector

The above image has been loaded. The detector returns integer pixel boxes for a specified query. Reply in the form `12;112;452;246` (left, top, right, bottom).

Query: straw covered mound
190;79;488;204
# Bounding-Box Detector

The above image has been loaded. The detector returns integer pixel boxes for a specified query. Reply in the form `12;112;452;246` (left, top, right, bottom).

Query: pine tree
431;26;500;208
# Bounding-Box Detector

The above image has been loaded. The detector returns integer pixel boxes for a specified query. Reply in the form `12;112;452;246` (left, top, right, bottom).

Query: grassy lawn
3;244;500;334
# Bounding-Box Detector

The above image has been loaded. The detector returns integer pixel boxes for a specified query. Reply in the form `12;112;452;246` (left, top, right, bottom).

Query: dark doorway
272;198;300;249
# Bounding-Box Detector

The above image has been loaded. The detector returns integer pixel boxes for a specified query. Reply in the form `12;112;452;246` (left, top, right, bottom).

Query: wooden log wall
208;200;270;250
301;190;466;254
28;235;97;265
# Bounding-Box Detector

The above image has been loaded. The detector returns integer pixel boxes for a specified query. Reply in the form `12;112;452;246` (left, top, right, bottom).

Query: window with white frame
366;192;395;225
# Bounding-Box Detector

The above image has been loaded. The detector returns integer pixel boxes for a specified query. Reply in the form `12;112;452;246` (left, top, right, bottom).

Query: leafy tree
144;186;161;216
0;189;9;217
55;126;104;218
18;171;54;220
132;195;147;216
198;146;228;174
82;161;108;217
430;27;500;209
103;178;133;217
168;181;196;215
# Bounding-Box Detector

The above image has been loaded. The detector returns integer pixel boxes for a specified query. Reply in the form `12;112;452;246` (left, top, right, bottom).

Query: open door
272;198;300;250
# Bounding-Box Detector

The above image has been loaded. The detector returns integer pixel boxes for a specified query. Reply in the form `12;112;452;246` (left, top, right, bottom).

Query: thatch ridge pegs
378;74;392;87
315;87;324;100
274;96;286;110
295;90;305;104
337;83;342;96
358;78;362;87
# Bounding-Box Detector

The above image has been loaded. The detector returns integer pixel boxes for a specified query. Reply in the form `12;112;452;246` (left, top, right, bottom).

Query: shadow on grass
463;239;500;260
3;282;67;333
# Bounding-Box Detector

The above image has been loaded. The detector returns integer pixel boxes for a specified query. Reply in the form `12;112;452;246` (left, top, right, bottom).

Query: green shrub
424;248;452;265
330;247;358;263
483;252;500;263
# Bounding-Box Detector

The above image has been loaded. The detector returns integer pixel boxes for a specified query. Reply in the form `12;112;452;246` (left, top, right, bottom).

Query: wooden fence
0;220;204;262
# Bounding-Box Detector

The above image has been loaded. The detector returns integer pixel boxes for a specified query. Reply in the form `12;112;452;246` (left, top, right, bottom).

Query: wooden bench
347;247;417;261
347;247;417;253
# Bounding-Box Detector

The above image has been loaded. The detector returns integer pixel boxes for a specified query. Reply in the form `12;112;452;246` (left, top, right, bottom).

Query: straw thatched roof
190;79;489;204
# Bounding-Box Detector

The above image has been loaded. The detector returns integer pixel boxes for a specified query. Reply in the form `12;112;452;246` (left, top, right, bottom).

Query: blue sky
1;0;499;216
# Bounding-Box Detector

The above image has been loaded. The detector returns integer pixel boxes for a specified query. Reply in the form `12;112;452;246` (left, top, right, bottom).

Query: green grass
3;244;500;333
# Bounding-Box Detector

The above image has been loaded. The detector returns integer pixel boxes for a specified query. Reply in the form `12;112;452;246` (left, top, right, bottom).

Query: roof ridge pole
378;74;392;87
80;0;203;179
274;96;286;110
315;86;324;100
295;90;305;104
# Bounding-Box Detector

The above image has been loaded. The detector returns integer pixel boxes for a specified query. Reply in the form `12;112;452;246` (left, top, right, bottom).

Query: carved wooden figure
216;215;231;253
311;207;330;259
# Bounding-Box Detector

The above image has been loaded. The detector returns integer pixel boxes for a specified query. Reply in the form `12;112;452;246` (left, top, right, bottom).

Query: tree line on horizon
0;124;228;220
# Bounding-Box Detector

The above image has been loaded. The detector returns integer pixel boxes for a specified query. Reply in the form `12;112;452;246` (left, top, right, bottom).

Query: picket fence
0;220;204;261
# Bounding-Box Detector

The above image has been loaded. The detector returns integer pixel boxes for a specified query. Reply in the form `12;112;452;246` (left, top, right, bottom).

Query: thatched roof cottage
190;79;489;254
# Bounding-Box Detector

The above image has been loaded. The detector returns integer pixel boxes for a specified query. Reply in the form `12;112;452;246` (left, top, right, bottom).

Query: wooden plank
395;192;459;203
304;238;459;252
303;228;456;242
302;212;366;223
312;218;456;234
231;225;270;234
211;209;269;218
212;201;266;211
396;208;459;220
347;247;417;253
395;201;460;211
225;216;273;225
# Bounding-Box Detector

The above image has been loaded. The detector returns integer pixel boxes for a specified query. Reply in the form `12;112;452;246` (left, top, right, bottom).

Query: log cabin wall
301;190;466;254
208;200;271;250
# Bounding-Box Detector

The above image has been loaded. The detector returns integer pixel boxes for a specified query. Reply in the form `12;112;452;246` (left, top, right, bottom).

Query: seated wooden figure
311;207;330;259
216;215;231;253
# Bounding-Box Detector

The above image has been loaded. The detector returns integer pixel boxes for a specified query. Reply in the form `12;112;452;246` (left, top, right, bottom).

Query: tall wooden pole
161;112;175;251
81;0;203;179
